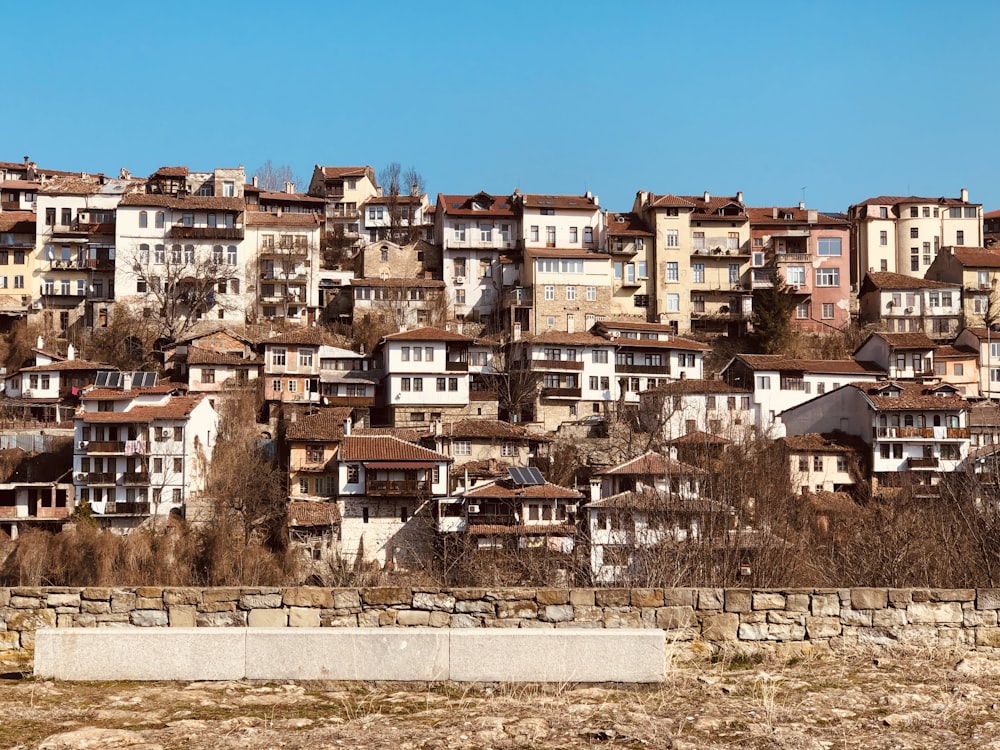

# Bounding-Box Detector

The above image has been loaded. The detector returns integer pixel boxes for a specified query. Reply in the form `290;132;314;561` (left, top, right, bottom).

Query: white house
639;379;755;442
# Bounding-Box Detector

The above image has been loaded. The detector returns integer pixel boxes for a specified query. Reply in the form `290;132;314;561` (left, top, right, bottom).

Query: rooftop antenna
801;186;806;205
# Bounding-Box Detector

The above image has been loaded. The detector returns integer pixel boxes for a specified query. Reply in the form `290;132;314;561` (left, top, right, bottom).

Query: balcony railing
48;259;89;270
445;360;469;372
876;427;969;439
503;287;533;307
322;395;375;407
86;472;116;485
469;390;498;401
367;479;430;495
105;501;151;515
616;363;667;374
908;457;939;469
774;253;811;263
540;386;582;399
86;441;126;454
524;359;584;371
122;472;150;485
168;226;244;240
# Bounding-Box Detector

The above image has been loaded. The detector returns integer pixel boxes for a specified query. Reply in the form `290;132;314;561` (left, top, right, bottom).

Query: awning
363;461;436;470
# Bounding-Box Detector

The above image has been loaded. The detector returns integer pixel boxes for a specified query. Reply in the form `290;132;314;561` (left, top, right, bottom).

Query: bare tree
253;160;301;192
378;162;425;244
85;305;160;371
477;341;540;424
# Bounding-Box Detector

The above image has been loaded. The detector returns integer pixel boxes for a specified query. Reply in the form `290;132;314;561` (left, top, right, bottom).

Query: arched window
155;212;164;228
138;211;148;228
139;243;150;263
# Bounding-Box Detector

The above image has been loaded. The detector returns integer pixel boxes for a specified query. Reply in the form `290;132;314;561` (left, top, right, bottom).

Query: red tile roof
778;433;857;453
859;382;967;411
606;212;654;236
746;207;848;226
467;523;577;536
520;331;610;346
464;479;582;500
648;193;746;219
668;430;732;446
861;271;960;291
933;345;976;359
81;385;177;400
81;395;207;422
186;347;260;366
257;190;325;204
19;359;112;373
438;419;550;442
0;179;41;190
642;379;750;396
245;211;321;227
339;435;450;462
365;194;426;206
867;331;937;350
381;327;472;342
286;407;354;441
647;194;697;209
262;328;329;346
732;355;880;375
0;211;36;232
519;193;598;210
152;166;189;178
288;500;340;527
119;194;245;211
597;451;704;476
586;489;730;514
321;166;370;179
437;192;515;217
948;246;1000;268
853;194;972;207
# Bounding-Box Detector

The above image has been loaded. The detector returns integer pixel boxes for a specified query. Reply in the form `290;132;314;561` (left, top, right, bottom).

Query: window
666;229;679;247
613;261;622;280
965;207;977;218
530;225;539;242
425;347;434;361
413;377;423;391
544;285;555;301
727;232;739;250
817;238;842;256
798;456;809;472
693;294;705;312
592;350;608;363
957;230;965;245
786;266;805;285
815;268;839;287
729;264;739;284
909;227;919;239
566;285;576;301
288;379;298;393
813;456;823;472
586;285;596;301
448;377;458;391
139;211;147;228
454;440;471;456
272;378;282;392
955;363;964;376
202;368;215;384
796;303;809;319
546;226;556;245
756;375;771;389
666;262;679;282
880;230;888;246
880;207;888;218
137;278;147;293
299;350;314;368
584;227;593;244
61;208;72;226
625;263;635;283
437;377;446;391
271;347;286;366
666;293;679;312
633;294;649;307
45;208;55;226
821;303;834;319
569;227;578;243
693;263;705;283
401;377;411;391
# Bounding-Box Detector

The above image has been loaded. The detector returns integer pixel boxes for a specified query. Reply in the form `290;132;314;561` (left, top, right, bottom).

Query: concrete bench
34;627;666;683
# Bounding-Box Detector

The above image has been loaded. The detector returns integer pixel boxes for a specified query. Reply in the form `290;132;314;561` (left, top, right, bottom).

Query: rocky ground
4;647;1000;749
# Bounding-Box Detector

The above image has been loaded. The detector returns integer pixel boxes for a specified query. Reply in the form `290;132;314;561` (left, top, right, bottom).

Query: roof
18;359;112;374
860;382;967;411
0;179;40;190
745;206;849;226
947;246;1000;269
286;407;353;441
81;385;177;400
865;331;937;350
861;271;960;291
81;395;206;423
585;489;730;514
257;190;325;204
288;501;340;528
364;193;427;206
525;247;605;259
805;491;859;515
778;433;858;453
381;327;472;343
467;523;576;536
613;336;711;352
933;345;976;359
438;419;550;442
353;427;427;443
668;430;732;446
463;479;582;500
339;435;450;462
648;193;746;219
731;354;881;375
986;209;1000;220
263;328;329;346
852;194;973;208
437;192;515;217
245;211;321;227
320;166;370;179
152;166;189;178
186;347;260;366
119;194;244;211
0;211;35;232
968;403;1000;427
350;277;445;288
642;379;751;396
520;331;610;346
647;194;697;209
597;451;704;476
606;212;654;236
519;193;598;210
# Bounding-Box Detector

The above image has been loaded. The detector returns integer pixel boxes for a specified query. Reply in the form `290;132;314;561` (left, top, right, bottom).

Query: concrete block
449;628;664;683
245;628;449;681
34;628;246;681
248;608;288;627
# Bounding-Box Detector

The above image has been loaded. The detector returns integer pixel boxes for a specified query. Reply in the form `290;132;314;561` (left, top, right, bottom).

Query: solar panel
105;372;123;389
508;466;545;486
95;371;109;387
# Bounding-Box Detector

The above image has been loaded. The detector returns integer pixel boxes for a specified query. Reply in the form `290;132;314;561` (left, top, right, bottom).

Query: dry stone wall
5;586;1000;664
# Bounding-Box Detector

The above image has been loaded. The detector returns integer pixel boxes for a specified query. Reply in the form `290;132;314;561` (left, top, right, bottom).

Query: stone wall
5;586;1000;665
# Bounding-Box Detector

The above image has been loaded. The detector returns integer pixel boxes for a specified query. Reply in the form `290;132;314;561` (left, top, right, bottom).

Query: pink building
747;206;851;333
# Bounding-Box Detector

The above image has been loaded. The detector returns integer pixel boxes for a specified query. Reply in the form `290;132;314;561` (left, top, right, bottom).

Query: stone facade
5;586;1000;664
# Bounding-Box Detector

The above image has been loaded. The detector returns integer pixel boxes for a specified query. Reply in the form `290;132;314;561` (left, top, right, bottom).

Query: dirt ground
4;648;1000;749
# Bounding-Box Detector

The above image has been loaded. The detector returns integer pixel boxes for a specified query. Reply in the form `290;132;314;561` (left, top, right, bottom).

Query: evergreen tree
751;272;798;354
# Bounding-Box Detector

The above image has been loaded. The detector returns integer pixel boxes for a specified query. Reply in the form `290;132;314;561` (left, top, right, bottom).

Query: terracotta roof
463;479;582;500
286;407;354;441
119;194;244;211
288;501;340;528
613;336;711;352
853;194;971;208
859;382;967;411
320;166;370;179
19;359;112;373
339;435;450;462
985;209;1000;220
263;328;328;346
586;489;730;514
437;192;515;217
353;427;427;443
467;523;576;536
948;246;1000;268
351;277;445;288
597;451;704;476
439;419;550;442
959;327;998;342
648;193;746;219
81;395;206;422
867;331;937;350
968;403;1000;427
258;191;325;204
520;331;610;346
933;345;975;359
520;193;598;210
81;385;177;400
0;179;40;190
381;327;472;343
245;211;321;227
37;176;105;195
668;430;732;446
778;433;856;453
746;207;848;226
152;166;189;178
364;194;426;206
186;347;260;366
0;294;28;313
606;212;654;236
642;379;750;396
0;211;36;232
647;194;697;209
732;355;881;375
861;271;960;291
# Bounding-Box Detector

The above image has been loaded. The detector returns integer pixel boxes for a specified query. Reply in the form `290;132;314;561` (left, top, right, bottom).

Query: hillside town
2;155;1000;586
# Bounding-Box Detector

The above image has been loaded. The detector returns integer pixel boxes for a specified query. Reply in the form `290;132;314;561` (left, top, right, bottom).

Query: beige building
606;212;655;321
925;246;1000;327
848;190;982;284
521;248;613;335
307;165;380;247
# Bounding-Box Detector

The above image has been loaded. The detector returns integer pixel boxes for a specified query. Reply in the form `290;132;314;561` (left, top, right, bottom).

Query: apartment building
72;375;218;531
244;211;322;324
638;379;754;442
633;190;749;332
360;192;432;244
931;343;979;398
847;190;982;283
925;246;1000;327
520;248;613;335
307;165;380;246
4;347;112;422
0;210;34;324
605;212;656;321
853;331;939;381
747;206;851;332
857;271;962;340
954;327;1000;400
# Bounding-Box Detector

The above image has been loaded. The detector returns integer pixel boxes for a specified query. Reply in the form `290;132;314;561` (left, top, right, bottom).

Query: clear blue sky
4;0;997;214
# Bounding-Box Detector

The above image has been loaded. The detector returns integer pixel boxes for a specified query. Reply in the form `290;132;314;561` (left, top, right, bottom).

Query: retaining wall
6;586;1000;667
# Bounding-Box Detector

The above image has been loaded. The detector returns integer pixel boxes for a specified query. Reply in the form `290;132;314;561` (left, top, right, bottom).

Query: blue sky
5;1;997;213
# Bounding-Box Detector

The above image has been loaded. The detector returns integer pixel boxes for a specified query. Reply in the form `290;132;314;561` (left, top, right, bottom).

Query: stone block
202;588;240;604
325;615;360;627
767;623;806;641
785;594;810;612
198;601;236;613
412;592;455;611
450;588;487;600
135;597;163;610
168;606;197;628
978;590;1000;610
378;610;397;626
6;608;56;632
35;628;246;680
56;614;73;627
603;610;642;629
246;628;449;681
130;610;168;627
701;613;739;642
10;596;41;609
569;589;595;607
595;589;630;607
0;589;9;607
697;588;724;610
656;606;697;630
0;631;18;650
521;619;555;628
805;616;841;639
248;608;288;627
449;628;665;682
163;588;200;606
573;605;603;622
81;588;111;601
631;589;664;609
455;599;494;614
487;587;537;601
840;609;872;627
850;588;888;610
811;593;840;617
428;611;450;628
450;614;481;628
396;609;431;626
496;600;537;619
240;593;283;609
81;601;111;615
333;590;361;610
135;587;162;599
536;589;570;605
965;609;998;628
724;589;752;613
283;587;333;608
930;588;975;602
872;608;908;628
358;611;381;627
976;627;1000;647
752;592;785;610
766;611;804;626
46;593;81;608
911;589;931;603
360;587;410;606
73;614;96;628
888;589;912;606
737;622;769;640
908;601;963;624
289;607;321;627
538;604;574;623
110;591;137;613
196;611;246;627
663;589;695;607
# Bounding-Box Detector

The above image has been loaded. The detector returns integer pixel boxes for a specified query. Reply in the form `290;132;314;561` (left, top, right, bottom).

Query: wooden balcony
469;390;498;401
122;472;150;485
445;360;469;372
86;441;126;454
105;501;151;515
907;457;939;469
323;395;375;407
540;387;582;399
616;363;667;374
168;226;244;240
516;359;584;371
86;472;116;485
366;479;429;496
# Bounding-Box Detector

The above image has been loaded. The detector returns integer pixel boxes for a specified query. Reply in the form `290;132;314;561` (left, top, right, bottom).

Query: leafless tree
253;160;302;192
84;305;160;371
378;162;425;244
477;341;540;424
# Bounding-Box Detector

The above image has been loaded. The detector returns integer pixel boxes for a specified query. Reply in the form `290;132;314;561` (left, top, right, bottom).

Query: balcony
52;221;115;236
470;390;498;401
322;395;375;407
616;363;667;375
367;479;430;495
526;359;584;371
445;360;469;372
261;271;309;281
908;457;939;469
0;201;19;212
618;277;641;288
876;427;969;439
540;386;582;399
774;253;811;263
86;441;126;454
86;472;116;486
328;209;360;219
122;472;150;485
610;242;639;256
168;226;244;240
259;245;308;257
445;238;518;250
503;287;533;307
105;501;151;515
48;259;89;271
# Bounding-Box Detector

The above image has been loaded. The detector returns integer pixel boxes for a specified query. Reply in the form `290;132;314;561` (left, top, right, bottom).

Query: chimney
512;322;522;341
410;182;419;197
807;210;818;224
961;188;969;203
23;156;28;167
119;168;131;180
67;344;75;361
772;207;778;219
343;417;351;436
284;181;295;194
736;191;743;203
589;477;601;503
252;175;258;188
36;335;44;350
703;191;710;203
799;201;806;210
